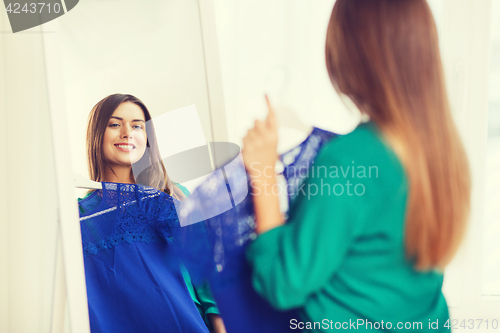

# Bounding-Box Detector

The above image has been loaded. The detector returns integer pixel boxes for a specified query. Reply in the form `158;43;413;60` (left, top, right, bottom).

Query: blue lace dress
78;183;209;333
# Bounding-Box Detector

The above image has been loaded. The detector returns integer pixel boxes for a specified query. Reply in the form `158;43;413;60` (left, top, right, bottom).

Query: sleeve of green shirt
180;264;219;331
193;282;220;323
245;133;382;311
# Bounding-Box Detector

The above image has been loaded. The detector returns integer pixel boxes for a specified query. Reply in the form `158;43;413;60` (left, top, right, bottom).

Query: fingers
244;95;278;150
246;128;257;140
264;94;277;130
254;119;265;133
265;94;272;111
243;128;259;147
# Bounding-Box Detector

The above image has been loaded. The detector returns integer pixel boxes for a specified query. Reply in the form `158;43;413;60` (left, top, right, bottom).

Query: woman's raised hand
242;95;279;177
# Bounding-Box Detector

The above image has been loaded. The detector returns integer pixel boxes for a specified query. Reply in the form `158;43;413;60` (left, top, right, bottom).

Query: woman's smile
114;143;137;152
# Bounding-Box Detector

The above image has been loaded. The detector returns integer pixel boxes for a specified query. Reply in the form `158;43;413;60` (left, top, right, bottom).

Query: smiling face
102;102;147;167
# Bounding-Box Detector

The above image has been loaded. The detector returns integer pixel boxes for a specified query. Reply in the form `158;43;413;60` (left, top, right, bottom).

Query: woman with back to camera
242;0;470;332
79;93;225;333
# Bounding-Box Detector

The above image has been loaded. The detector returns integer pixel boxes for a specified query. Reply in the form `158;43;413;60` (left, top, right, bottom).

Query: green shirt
246;122;450;332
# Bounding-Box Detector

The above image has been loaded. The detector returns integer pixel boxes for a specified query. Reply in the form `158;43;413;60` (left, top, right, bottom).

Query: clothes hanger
266;102;313;178
73;172;102;190
264;69;313;135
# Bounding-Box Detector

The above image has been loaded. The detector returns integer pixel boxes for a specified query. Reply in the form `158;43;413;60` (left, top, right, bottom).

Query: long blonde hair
86;94;184;200
325;0;470;270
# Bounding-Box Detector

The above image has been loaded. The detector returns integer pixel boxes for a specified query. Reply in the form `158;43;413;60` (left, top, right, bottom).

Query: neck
103;165;135;184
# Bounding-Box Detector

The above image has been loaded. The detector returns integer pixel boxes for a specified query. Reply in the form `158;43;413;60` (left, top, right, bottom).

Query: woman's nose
120;125;133;139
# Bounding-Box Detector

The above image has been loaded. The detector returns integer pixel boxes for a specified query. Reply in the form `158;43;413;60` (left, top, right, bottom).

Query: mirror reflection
56;0;227;332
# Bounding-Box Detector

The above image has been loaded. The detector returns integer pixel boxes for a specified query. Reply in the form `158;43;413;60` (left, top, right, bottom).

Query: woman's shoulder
323;121;381;150
78;191;95;202
174;183;191;197
320;122;399;165
317;121;407;194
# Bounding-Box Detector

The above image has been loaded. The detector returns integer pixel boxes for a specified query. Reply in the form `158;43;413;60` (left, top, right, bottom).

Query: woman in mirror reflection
242;0;471;332
78;93;226;333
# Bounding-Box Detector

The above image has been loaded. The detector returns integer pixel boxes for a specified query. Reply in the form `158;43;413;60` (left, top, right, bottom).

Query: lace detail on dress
79;182;179;266
82;231;165;256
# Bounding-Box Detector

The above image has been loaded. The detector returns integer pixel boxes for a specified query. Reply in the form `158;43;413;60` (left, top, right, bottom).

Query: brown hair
86;94;184;200
325;0;470;270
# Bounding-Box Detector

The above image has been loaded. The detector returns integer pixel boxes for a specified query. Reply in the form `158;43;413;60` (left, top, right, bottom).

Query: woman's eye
109;123;120;128
133;125;143;130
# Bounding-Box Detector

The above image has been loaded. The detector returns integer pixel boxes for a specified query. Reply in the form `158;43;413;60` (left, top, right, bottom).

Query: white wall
0;15;59;333
214;0;360;155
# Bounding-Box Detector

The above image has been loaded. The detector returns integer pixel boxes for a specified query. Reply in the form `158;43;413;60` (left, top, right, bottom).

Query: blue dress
177;127;337;333
78;182;209;333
